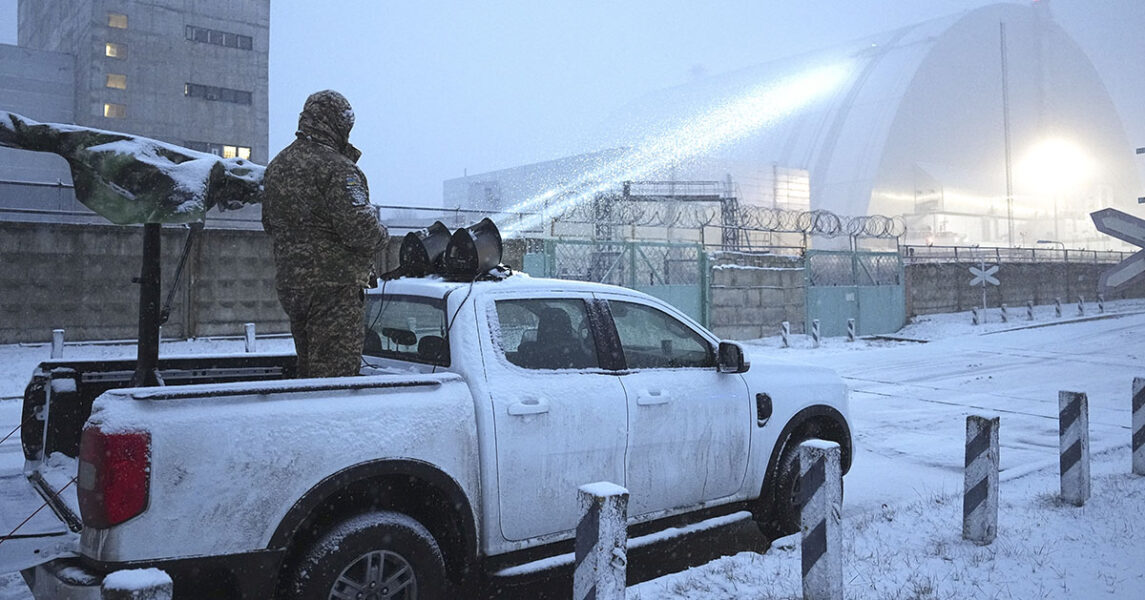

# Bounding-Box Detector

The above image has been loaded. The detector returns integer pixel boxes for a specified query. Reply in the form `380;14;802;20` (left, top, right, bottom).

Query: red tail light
78;427;151;528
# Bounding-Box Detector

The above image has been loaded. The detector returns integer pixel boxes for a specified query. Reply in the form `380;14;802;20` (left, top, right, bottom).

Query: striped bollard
1097;294;1105;314
574;482;628;600
1059;391;1091;506
1133;378;1144;476
811;319;821;348
101;568;173;600
781;321;791;348
962;415;999;545
999;304;1008;323
51;329;65;359
1076;296;1085;316
1026;300;1034;321
971;307;979;326
846;318;855;343
1054;297;1062;318
801;440;842;600
244;323;257;353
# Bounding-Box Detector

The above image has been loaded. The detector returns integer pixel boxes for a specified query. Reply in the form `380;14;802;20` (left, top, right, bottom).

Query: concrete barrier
963;415;999;545
574;482;628;600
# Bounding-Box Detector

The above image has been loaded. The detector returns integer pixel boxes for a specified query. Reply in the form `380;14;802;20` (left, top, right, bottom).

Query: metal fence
901;245;1131;265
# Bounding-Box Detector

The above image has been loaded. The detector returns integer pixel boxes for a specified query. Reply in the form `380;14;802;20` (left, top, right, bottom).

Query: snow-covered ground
2;300;1144;599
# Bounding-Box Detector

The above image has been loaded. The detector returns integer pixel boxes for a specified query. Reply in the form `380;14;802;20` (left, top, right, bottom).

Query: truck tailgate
0;469;79;574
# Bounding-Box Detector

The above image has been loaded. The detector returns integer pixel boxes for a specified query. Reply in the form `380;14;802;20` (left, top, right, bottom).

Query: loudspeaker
443;218;503;278
398;221;451;276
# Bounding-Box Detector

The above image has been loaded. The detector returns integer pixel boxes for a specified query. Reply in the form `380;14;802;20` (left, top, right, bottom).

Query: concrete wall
0;221;285;344
906;260;1145;316
708;252;806;340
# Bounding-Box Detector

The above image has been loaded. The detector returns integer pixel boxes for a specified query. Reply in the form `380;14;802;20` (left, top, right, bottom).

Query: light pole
1138;147;1144;204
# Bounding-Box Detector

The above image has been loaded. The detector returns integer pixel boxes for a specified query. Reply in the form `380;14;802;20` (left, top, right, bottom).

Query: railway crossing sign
969;264;1000;287
1091;208;1145;292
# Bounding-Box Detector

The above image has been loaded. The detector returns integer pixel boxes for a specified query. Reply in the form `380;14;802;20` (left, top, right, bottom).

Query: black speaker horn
399;221;451;276
444;218;503;278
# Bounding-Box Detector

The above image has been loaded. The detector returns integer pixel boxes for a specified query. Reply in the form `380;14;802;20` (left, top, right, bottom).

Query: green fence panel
805;250;905;337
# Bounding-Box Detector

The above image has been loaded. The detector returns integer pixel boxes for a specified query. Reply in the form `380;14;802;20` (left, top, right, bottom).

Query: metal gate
805;250;905;337
524;240;709;326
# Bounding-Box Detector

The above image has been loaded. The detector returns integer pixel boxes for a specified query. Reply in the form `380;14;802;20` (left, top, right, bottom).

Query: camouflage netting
0;110;264;224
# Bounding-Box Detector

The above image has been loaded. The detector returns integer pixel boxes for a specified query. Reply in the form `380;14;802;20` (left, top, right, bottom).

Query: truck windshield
363;294;449;367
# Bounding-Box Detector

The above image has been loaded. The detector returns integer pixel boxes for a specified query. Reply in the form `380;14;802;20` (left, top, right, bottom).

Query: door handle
508;397;550;416
636;389;671;406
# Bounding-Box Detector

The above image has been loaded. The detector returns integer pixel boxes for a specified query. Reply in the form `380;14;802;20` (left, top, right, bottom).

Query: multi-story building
2;0;270;226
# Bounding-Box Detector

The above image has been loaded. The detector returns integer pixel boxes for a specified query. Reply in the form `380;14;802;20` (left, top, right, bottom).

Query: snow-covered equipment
398;221;451;276
443;217;503;278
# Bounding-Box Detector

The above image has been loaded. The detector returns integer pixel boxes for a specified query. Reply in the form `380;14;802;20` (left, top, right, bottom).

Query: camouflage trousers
277;285;365;378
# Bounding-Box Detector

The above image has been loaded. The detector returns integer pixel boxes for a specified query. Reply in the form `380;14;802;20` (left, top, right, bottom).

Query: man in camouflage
262;90;386;378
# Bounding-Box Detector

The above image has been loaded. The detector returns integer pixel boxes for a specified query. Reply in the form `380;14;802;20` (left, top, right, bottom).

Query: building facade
2;0;269;227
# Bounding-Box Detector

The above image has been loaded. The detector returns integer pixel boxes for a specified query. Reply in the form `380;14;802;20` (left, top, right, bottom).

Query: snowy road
2;304;1144;598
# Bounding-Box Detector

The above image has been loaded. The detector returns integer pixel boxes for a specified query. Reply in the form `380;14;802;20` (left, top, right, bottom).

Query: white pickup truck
3;274;851;599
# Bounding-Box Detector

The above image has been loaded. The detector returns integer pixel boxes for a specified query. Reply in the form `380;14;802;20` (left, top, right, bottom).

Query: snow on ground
2;300;1144;598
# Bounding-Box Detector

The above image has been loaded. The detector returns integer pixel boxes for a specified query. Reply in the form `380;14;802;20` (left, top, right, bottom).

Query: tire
288;511;449;600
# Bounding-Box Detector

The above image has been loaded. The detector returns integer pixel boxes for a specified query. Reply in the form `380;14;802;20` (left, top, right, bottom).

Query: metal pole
1001;23;1015;247
131;223;162;387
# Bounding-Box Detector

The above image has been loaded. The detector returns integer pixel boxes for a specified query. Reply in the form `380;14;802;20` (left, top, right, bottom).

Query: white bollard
51;329;65;359
574;482;628;600
801;440;842;600
971;307;979;326
1077;296;1085;316
1059;391;1091;506
244;323;256;353
1026;300;1034;321
101;568;173;600
846;318;855;343
963;415;999;545
1133;378;1144;476
1054;297;1062;318
811;319;821;348
781;321;791;348
999;304;1008;323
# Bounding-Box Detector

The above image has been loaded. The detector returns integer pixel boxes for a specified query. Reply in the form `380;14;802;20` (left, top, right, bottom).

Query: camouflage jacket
262;92;384;289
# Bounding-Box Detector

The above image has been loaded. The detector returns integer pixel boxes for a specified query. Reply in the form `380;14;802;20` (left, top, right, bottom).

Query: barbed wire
560;200;905;239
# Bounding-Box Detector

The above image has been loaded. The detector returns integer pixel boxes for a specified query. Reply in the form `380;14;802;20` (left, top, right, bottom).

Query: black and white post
1133;377;1144;476
574;482;629;600
100;568;173;600
811;319;821;348
51;328;64;359
1059;391;1091;506
963;415;999;545
1077;296;1085;316
1026;300;1034;321
781;321;791;348
846;318;856;342
244;322;257;353
972;307;980;326
801;440;842;600
1098;294;1105;314
1055;297;1062;318
1000;303;1008;323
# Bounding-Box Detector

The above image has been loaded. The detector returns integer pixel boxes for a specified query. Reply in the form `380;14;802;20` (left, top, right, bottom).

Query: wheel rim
329;549;417;600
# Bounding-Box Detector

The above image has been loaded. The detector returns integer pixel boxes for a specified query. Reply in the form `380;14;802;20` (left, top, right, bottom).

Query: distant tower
16;0;270;163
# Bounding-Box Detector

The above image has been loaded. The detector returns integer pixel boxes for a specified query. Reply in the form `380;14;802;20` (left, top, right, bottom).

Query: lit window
105;42;127;59
108;13;127;29
103;103;127;118
222;145;238;159
237;146;251;160
106;74;127;89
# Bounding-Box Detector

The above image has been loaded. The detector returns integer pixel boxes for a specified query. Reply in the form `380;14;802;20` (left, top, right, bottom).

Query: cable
434;274;480;374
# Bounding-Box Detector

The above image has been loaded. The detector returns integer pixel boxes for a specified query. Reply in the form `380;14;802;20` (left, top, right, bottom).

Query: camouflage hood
296;90;355;155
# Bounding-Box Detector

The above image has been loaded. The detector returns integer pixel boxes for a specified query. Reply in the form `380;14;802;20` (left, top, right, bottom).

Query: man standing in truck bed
262;90;386;378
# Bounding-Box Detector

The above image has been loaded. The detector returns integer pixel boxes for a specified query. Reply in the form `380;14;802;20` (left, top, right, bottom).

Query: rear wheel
288;511;448;600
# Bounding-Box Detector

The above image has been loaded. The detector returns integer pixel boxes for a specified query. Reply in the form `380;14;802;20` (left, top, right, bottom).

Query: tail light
78;427;151;528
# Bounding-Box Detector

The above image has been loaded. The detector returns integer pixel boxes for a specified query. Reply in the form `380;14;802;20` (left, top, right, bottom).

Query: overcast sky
1;0;1142;208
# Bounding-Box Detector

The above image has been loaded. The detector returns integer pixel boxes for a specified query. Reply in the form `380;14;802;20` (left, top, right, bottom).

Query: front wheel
288;511;449;600
758;434;845;540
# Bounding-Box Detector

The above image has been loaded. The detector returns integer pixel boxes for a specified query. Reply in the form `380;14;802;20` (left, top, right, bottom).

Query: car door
603;296;751;517
483;293;628;541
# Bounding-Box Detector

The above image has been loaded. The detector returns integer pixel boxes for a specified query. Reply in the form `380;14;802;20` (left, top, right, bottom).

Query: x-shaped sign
969;264;1000;287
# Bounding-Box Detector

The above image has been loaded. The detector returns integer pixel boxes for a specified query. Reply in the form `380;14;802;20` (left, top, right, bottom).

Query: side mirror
717;341;750;374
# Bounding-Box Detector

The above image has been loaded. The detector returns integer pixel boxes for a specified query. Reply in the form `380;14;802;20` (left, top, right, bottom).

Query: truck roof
368;272;648;301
